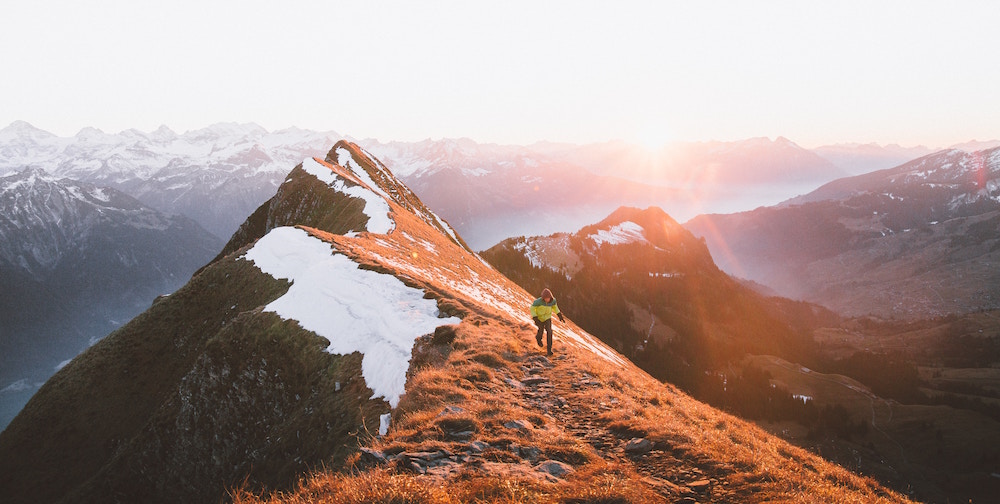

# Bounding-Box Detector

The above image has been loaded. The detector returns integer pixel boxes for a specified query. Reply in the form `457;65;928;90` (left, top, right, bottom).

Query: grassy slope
233;311;910;503
231;206;911;503
0;153;398;504
0;144;915;503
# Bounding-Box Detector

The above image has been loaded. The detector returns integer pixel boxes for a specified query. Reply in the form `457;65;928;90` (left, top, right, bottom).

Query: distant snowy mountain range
0;121;340;238
7;121;987;250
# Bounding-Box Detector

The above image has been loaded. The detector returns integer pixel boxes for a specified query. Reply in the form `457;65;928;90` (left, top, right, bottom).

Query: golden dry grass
233;462;665;504
232;314;913;504
234;173;914;503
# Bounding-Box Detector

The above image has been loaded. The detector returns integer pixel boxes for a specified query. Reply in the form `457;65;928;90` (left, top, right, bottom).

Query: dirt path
515;351;734;503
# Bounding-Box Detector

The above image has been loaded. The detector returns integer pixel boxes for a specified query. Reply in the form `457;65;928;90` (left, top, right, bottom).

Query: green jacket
530;297;560;322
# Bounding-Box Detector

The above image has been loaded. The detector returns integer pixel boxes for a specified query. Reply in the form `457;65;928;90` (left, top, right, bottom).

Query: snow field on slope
367;235;627;367
514;241;544;270
242;226;460;408
301;157;395;234
334;146;458;238
589;221;648;246
336;147;393;202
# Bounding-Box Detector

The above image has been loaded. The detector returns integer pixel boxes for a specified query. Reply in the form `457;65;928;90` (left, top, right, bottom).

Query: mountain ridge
685;147;1000;318
9;121;990;250
0;141;910;503
485;203;1000;503
482;204;828;383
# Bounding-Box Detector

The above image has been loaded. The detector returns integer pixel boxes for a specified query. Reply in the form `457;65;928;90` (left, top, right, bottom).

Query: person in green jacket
531;288;564;356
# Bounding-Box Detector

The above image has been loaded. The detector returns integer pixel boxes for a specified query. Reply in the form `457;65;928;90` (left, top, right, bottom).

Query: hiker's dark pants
535;319;552;351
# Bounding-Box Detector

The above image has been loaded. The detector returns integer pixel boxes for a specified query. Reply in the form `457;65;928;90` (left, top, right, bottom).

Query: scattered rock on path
504;419;533;432
687;479;712;493
535;460;574;479
625;437;654;455
356;447;388;468
525;355;553;367
521;376;549;386
437;405;466;417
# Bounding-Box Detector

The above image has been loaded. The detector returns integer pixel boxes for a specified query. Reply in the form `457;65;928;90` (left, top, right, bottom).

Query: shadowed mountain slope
482;206;832;379
0;168;221;429
0;142;909;504
483;205;1000;502
685;148;1000;318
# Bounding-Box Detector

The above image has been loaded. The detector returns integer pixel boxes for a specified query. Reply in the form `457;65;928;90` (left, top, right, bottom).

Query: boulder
625;437;654;455
535;460;574;479
504;419;533;432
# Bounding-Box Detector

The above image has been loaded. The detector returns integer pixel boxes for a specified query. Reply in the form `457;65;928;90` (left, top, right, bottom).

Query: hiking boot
546;350;553;356
536;335;543;347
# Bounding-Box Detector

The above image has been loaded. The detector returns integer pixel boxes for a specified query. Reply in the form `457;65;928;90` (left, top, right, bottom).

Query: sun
633;123;673;152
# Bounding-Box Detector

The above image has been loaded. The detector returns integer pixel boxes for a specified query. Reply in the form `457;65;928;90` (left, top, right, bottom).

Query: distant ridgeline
482;206;834;391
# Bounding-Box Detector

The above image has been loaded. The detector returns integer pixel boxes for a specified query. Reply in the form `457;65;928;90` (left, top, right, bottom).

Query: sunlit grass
231;308;913;504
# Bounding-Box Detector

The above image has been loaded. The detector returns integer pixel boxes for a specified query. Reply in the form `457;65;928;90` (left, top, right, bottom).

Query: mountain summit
0;142;910;503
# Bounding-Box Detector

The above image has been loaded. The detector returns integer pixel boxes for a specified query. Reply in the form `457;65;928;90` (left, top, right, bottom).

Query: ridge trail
516;347;733;502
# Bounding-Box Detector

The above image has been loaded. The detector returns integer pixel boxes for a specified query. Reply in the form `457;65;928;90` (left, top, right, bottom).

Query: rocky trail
360;342;739;503
515;351;736;503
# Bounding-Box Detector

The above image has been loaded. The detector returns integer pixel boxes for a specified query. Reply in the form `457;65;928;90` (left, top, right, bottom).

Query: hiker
531;288;564;356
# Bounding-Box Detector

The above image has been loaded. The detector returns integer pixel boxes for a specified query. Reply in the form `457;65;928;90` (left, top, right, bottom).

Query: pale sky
2;0;997;148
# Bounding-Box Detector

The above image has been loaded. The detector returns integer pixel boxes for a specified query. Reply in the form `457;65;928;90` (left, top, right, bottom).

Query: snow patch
429;209;462;245
89;187;111;202
242;227;459;408
648;272;680;278
514;241;544;269
561;327;628;367
336;147;393;202
65;185;86;201
589;221;647;246
360;239;625;367
301;157;394;234
462;167;489;177
1;379;35;394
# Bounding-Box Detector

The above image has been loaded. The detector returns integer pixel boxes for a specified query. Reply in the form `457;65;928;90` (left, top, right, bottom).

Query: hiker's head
541;288;553;302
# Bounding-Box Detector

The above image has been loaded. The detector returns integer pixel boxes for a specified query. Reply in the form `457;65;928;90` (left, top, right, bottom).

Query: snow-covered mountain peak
495;206;706;280
0;121;57;143
150;124;178;142
74;126;111;142
0;123;348;237
182;122;268;143
893;147;999;185
323;140;466;247
785;146;1000;221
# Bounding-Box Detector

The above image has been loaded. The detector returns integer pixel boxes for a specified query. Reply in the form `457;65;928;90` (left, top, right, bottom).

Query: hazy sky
2;1;997;147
